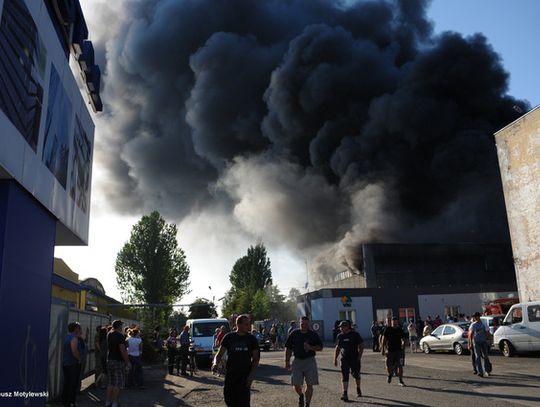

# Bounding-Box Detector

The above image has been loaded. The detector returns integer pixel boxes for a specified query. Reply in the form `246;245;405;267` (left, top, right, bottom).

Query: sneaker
473;370;478;375
398;380;406;387
357;389;362;397
298;393;305;407
483;371;489;377
340;393;349;402
387;375;392;384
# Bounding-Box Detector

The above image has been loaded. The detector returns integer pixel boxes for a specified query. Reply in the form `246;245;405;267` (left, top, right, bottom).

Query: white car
419;323;470;355
493;301;540;357
186;318;230;365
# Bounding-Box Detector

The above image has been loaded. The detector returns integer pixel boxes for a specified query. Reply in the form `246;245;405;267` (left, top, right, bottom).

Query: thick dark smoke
90;0;528;284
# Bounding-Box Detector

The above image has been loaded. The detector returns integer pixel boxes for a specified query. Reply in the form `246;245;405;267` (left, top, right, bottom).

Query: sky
55;0;540;311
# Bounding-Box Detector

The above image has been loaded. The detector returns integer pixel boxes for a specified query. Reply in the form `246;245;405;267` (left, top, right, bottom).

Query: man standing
178;325;190;376
285;316;323;407
214;314;260;407
287;321;297;338
106;320;131;407
468;312;492;377
62;322;82;407
381;317;406;386
370;321;380;352
334;320;364;401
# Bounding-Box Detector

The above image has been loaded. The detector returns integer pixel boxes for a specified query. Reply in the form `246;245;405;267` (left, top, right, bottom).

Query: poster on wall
69;115;92;213
42;64;72;188
0;0;47;152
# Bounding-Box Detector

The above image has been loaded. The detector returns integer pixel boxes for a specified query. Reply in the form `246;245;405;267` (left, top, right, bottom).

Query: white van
493;301;540;357
186;318;230;365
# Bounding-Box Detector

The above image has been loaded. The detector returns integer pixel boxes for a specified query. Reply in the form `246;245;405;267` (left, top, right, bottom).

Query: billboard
0;0;95;244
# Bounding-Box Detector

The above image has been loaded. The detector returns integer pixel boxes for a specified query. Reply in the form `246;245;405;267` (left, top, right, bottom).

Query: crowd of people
61;311;493;407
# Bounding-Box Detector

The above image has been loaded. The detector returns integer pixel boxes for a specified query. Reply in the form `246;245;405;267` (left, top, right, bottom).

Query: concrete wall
310;296;373;341
495;106;540;302
418;291;518;319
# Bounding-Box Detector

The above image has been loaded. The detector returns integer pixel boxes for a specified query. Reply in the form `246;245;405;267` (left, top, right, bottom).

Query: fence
48;303;139;400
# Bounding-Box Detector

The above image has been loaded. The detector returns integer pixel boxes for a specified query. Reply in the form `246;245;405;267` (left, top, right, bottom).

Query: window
506;307;523;324
528;305;540;322
376;309;392;323
339;310;356;324
432;326;444;336
443;326;456;335
192;322;228;337
399;308;416;326
444;306;460;319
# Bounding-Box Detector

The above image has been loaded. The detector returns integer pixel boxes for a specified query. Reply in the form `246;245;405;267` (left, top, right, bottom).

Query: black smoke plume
90;0;528;284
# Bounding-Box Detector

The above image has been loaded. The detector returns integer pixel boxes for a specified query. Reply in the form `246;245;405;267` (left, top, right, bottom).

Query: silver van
493;301;540;356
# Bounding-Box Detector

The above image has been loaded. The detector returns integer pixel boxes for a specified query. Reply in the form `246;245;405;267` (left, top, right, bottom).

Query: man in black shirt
381;317;406;386
214;314;259;407
371;320;380;352
334;320;364;401
106;320;131;407
285;316;323;407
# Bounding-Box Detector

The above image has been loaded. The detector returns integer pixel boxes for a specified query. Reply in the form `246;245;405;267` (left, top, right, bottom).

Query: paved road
69;347;540;407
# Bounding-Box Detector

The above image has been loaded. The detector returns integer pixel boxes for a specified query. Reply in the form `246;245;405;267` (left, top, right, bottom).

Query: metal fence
48;304;139;400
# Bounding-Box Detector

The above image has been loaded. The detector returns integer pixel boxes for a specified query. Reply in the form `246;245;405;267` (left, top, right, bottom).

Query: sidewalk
47;363;212;407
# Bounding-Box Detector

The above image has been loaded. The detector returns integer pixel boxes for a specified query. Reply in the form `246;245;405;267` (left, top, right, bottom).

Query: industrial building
495;106;540;302
298;243;517;341
0;1;100;403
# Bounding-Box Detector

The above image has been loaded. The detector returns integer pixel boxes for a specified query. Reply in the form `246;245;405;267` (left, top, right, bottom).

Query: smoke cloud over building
89;0;528;284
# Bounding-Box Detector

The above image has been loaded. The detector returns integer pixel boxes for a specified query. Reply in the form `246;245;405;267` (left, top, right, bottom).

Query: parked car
253;331;271;351
420;322;470;355
494;301;540;357
480;314;505;336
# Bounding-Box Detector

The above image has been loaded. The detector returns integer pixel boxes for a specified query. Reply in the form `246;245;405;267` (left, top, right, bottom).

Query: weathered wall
495;106;540;302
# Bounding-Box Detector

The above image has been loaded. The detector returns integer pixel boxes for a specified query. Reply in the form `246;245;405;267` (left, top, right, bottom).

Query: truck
482;298;519;316
186;318;230;365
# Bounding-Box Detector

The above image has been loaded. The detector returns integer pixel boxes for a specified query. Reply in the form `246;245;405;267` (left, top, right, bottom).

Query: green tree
230;244;272;290
115;211;190;327
188;298;217;319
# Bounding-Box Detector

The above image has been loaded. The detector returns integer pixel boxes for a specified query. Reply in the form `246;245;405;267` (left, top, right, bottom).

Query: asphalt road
72;346;540;407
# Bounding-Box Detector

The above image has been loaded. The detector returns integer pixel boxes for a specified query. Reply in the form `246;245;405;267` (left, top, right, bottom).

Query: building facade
495;106;540;302
299;243;517;341
0;1;100;403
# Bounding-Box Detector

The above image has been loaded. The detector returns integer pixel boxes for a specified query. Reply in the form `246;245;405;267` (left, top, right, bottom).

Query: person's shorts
409;336;417;342
107;360;125;387
291;356;319;386
386;350;405;369
340;358;361;381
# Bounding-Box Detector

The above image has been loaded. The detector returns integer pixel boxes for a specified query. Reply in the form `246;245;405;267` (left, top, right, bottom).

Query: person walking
106;320;131;407
370;321;380;352
213;314;260;407
334;320;364;401
126;328;144;388
62;322;83;407
381;317;406;386
285;316;323;407
468;312;492;377
178;325;190;376
287;321;297;338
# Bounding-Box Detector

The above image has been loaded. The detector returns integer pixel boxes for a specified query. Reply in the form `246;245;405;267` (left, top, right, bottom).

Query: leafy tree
287;288;301;303
230;244;272;290
188;298;217;319
251;289;270;320
115;211;190;327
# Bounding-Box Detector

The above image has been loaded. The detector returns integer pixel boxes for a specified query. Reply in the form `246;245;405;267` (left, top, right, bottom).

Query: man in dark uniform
381;317;406;386
214;314;260;407
334;320;364;401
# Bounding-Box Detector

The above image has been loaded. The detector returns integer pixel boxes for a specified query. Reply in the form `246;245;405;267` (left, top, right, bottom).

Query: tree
230;244;272;290
188;298;217;319
115;211;190;327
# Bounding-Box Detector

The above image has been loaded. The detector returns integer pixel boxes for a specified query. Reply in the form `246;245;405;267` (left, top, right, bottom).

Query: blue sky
428;0;540;107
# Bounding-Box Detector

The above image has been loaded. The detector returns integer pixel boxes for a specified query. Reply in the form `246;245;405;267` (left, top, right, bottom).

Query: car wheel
423;343;431;354
501;340;515;357
453;343;464;355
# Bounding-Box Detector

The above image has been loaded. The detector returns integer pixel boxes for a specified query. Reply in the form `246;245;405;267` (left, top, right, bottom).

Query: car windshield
193;322;229;337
